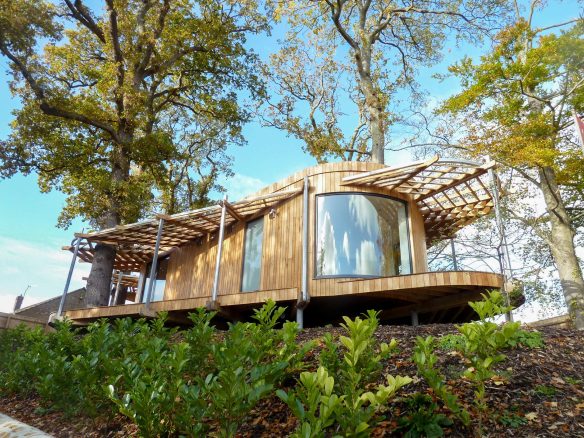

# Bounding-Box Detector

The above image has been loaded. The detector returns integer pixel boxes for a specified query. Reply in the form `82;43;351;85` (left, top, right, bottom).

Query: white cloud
0;236;90;305
342;232;350;264
355;240;378;276
0;294;42;314
318;211;339;275
348;195;377;237
222;173;266;201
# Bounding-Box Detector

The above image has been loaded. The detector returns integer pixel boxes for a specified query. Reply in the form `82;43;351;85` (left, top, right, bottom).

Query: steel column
145;218;165;309
297;176;310;328
488;166;513;322
411;311;419;327
57;236;81;318
211;195;227;303
450;238;458;271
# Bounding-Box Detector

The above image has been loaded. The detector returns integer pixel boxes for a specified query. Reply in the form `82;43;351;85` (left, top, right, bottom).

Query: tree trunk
85;243;117;307
538;166;584;330
85;143;131;307
359;75;385;164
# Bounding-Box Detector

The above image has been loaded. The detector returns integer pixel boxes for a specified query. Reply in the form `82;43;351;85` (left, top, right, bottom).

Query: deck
63;271;503;326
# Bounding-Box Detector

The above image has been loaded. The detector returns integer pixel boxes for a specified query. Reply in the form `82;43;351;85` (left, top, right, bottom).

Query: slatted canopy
65;188;302;272
341;156;496;242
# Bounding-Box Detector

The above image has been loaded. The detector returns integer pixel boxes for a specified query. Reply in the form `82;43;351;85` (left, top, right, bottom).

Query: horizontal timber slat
63;272;502;322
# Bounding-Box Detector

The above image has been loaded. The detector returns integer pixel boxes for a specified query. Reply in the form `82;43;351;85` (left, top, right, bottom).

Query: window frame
313;192;412;280
240;215;265;292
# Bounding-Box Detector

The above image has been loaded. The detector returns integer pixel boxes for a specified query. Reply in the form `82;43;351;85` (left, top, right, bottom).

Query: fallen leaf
525;412;538;421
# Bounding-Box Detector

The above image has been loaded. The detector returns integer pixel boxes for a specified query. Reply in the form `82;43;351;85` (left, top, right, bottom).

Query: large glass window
316;193;411;277
242;217;264;292
141;257;168;302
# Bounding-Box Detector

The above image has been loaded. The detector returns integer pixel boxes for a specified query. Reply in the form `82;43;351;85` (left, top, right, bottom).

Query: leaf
525;412;538;421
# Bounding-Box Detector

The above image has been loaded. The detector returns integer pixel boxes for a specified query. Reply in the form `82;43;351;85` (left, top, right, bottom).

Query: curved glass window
316;193;411;277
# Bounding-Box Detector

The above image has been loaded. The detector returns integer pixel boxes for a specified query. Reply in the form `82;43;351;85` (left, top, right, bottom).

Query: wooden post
57;236;81;318
145;218;165;309
111;271;123;306
211;195;227;304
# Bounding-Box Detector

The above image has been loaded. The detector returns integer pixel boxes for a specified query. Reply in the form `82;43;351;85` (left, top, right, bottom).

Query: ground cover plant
1;294;582;437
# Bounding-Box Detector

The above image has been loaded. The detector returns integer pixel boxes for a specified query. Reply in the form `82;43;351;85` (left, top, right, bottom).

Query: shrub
280;311;411;437
397;393;453;438
413;336;470;426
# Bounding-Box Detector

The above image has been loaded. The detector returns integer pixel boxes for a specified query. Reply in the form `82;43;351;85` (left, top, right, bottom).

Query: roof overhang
65;188;303;272
340;156;496;242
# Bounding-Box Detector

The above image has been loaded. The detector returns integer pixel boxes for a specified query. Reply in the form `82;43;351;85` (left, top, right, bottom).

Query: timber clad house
61;157;504;327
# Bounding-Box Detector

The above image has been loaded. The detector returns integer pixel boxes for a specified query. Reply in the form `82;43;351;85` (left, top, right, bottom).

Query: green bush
397;393;453;438
280;311;411;437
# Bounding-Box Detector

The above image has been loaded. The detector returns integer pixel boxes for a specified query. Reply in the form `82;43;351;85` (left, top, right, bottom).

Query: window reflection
242;217;264;292
316;194;411;277
141;257;168;302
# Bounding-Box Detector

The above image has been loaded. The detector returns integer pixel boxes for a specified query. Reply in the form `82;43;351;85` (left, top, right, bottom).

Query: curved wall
163;162;428;301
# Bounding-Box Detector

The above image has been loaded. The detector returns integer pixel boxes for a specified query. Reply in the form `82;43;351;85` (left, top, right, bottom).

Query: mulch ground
1;324;583;437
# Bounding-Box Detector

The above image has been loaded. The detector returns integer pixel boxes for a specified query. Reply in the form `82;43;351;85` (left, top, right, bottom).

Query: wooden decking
63;271;502;325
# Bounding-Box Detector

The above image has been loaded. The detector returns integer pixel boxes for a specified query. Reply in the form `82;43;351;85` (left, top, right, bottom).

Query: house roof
64;158;495;272
64;188;303;272
340;156;496;241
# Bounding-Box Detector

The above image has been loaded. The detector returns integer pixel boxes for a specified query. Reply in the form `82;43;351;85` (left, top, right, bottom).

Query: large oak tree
0;0;266;306
265;0;509;164
439;3;584;328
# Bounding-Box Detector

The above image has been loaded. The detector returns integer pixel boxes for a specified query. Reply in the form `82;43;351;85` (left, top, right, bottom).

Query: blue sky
0;1;580;313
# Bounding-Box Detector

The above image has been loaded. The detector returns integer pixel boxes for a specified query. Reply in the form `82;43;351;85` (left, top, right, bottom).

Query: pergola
340;156;495;242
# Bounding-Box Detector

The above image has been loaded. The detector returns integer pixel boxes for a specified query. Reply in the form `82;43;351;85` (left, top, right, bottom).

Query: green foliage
437;333;465;351
280;311;411;437
276;367;341;438
397;393;453;438
413;336;471;426
0;0;267;227
534;384;558;398
499;412;527;428
508;330;544;349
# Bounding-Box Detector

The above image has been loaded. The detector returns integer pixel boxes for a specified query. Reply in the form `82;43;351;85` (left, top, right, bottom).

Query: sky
0;1;581;319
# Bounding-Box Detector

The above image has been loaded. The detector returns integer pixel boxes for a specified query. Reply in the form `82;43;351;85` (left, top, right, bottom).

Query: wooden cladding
162;162;429;302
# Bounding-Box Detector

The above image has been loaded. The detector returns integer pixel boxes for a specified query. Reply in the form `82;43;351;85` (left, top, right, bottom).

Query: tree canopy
263;0;511;164
0;0;267;305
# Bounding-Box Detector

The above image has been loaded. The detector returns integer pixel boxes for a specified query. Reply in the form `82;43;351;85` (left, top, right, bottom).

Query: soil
1;324;583;437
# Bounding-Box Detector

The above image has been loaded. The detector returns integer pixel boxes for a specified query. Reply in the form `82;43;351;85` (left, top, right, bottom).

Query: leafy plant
281;311;411;437
499;412;527;428
277;367;341;438
457;291;520;426
413;336;470;426
507;330;544;349
534;384;557;398
437;333;465;351
397;393;453;438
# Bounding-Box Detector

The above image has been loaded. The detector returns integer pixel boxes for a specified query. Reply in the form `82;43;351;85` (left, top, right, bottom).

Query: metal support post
145;218;165;309
411;311;419;327
57;236;81;318
488;165;513;322
211;195;227;303
112;271;123;306
450;238;458;271
297;176;310;328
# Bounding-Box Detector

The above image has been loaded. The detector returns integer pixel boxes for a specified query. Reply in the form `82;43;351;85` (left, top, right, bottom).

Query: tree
266;0;509;164
439;3;584;328
0;0;266;306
